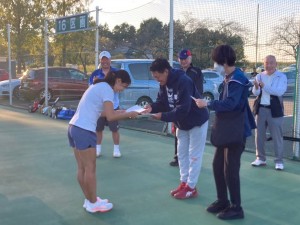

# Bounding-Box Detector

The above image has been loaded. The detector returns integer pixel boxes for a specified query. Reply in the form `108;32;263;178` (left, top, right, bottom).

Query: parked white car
282;64;296;72
202;69;224;93
0;78;21;98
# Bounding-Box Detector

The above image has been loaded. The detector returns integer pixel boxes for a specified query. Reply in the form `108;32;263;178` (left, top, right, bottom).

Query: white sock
114;145;120;152
96;145;102;154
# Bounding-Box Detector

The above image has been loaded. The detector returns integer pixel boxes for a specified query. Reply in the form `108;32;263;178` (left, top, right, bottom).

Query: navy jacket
151;69;209;130
208;68;256;137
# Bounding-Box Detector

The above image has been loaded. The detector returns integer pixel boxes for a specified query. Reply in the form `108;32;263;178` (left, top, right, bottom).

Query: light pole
255;3;259;68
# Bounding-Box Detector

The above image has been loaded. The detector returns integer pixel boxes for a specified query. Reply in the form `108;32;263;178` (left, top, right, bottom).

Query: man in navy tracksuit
144;58;209;199
169;49;204;167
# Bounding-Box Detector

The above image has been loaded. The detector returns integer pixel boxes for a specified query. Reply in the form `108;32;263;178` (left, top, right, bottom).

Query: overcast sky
89;0;300;62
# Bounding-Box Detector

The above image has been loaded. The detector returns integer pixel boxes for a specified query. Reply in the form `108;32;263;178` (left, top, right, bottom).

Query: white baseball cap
99;51;111;59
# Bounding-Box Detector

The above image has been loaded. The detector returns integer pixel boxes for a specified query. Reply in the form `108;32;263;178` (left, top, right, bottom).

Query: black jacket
185;64;203;95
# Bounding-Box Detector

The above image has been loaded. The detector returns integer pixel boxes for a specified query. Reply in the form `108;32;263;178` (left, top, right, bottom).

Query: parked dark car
0;69;9;81
19;67;89;100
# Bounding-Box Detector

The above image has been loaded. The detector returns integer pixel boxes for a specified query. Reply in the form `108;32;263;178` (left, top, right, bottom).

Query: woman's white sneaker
83;197;109;209
86;200;113;213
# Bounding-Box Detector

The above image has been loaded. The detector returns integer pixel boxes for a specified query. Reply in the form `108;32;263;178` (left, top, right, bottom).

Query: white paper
190;96;196;101
125;105;145;113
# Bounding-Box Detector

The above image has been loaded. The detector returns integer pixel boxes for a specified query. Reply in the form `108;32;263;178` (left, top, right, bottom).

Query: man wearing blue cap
169;49;204;167
89;51;121;158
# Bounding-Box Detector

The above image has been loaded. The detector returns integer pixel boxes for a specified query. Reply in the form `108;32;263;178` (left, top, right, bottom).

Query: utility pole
7;24;12;105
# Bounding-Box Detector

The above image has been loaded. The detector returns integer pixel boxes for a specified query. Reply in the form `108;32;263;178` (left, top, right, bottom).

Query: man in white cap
89;51;121;158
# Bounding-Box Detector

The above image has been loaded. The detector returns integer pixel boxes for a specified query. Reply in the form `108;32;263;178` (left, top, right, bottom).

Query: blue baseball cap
179;49;192;59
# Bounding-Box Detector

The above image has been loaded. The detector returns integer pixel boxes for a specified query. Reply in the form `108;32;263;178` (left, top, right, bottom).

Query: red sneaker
170;182;186;196
174;185;198;199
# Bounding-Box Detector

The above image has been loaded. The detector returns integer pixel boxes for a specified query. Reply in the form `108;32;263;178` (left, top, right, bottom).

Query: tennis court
0;105;299;225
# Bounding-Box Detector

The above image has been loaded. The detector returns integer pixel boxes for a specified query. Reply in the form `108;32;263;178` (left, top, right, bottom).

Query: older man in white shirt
251;55;287;170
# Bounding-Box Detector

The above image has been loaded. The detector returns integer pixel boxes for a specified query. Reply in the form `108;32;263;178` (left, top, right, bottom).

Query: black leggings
212;139;246;208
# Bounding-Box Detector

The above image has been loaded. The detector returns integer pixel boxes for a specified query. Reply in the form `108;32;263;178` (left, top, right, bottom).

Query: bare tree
179;11;208;32
271;16;300;61
214;19;251;45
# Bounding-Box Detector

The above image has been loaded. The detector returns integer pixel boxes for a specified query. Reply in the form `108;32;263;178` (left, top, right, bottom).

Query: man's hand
143;104;152;113
127;111;139;119
151;112;162;120
253;79;260;89
258;81;265;88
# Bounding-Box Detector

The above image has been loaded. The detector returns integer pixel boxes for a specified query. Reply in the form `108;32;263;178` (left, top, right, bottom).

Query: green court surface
0;105;299;225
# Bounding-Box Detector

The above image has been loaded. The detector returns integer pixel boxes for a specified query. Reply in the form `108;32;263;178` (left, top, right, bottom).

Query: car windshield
128;63;152;80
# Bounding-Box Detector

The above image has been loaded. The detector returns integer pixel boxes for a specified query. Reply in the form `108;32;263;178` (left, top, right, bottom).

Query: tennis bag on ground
57;107;75;120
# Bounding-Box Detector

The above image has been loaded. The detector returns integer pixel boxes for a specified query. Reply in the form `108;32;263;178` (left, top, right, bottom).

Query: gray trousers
255;107;284;163
177;121;208;188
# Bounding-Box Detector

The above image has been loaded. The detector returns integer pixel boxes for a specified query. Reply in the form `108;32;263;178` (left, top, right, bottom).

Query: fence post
44;19;49;106
293;44;300;159
95;6;99;69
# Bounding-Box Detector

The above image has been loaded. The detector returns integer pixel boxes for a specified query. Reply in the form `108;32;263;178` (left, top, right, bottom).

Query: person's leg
206;146;231;214
212;147;228;202
255;108;268;161
177;129;190;183
173;122;209;199
73;148;88;198
267;116;284;164
174;133;178;160
186;121;208;188
96;131;103;145
69;125;112;213
216;142;245;220
76;147;97;203
170;128;179;166
96;117;106;157
74;146;109;205
225;141;245;208
111;131;120;145
170;128;189;197
108;120;121;157
80;147;113;213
